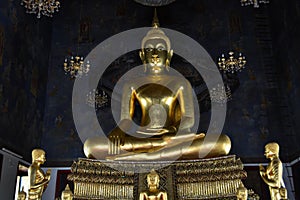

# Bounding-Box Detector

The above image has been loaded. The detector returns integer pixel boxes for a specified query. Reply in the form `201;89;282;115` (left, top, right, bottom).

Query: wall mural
40;0;290;163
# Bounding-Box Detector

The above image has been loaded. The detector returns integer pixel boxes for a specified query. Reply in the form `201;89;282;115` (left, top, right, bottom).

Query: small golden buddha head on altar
264;142;279;158
61;184;73;200
17;186;26;200
236;184;248;200
32;149;46;164
140;9;173;73
147;169;160;188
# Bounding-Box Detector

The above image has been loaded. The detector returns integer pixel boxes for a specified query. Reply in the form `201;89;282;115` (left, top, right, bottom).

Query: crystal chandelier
86;89;109;109
218;51;246;73
209;84;232;104
134;0;176;6
21;0;60;18
240;0;269;8
63;56;90;78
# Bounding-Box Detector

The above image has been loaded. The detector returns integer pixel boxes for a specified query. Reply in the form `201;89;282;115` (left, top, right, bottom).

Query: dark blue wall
41;0;289;163
269;0;300;160
270;0;300;199
0;0;52;160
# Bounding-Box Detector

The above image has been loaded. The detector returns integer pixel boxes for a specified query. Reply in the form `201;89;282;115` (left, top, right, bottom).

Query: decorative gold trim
68;155;257;200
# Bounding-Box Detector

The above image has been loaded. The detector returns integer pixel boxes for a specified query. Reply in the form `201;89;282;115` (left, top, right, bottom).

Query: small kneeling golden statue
139;169;167;200
236;184;248;200
28;149;51;200
17;187;27;200
61;184;73;200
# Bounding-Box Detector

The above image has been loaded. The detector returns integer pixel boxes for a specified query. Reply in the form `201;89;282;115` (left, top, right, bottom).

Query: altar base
68;155;257;200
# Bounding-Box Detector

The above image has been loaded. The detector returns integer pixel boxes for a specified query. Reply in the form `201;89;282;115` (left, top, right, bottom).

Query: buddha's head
147;169;160;189
140;9;173;74
17;187;26;200
61;184;73;200
264;142;279;159
32;149;46;164
236;184;248;200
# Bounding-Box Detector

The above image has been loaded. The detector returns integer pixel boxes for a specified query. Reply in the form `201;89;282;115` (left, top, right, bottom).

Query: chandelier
218;51;246;73
21;0;60;18
240;0;269;8
134;0;176;6
63;56;90;78
209;84;232;104
86;89;109;110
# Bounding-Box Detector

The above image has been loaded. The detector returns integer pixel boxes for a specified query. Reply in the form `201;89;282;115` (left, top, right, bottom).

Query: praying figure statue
259;142;287;200
28;149;51;200
139;169;167;200
236;184;248;200
83;10;231;161
17;186;27;200
61;184;73;200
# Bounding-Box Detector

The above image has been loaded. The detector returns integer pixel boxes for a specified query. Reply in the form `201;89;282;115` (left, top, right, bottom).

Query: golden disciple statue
28;149;51;200
236;184;248;200
259;142;287;200
139;169;167;200
61;184;73;200
84;11;231;161
17;187;27;200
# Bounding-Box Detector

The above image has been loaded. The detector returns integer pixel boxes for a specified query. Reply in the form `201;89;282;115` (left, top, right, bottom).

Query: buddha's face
143;38;168;74
147;174;159;187
237;190;247;200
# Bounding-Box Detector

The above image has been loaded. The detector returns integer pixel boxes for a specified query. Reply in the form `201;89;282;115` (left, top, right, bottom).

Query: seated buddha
84;12;231;161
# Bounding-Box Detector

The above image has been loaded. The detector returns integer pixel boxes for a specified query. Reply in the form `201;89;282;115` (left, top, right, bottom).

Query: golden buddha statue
84;11;231;161
61;184;73;200
236;184;248;200
259;142;287;200
28;149;51;200
139;169;167;200
17;186;27;200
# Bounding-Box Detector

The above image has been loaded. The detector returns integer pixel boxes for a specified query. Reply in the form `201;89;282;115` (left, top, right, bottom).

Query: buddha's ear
167;49;173;62
139;50;145;63
139;50;147;72
166;49;173;70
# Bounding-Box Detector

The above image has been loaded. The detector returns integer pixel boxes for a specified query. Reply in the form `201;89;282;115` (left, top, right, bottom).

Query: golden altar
67;155;260;200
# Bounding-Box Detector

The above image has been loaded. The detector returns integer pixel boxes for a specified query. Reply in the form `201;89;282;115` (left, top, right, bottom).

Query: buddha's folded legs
111;133;230;161
83;135;168;159
84;134;231;160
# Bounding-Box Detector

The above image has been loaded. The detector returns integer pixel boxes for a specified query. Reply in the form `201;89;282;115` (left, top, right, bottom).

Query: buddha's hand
162;132;205;144
136;126;177;136
108;131;125;154
195;132;205;139
109;129;126;142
